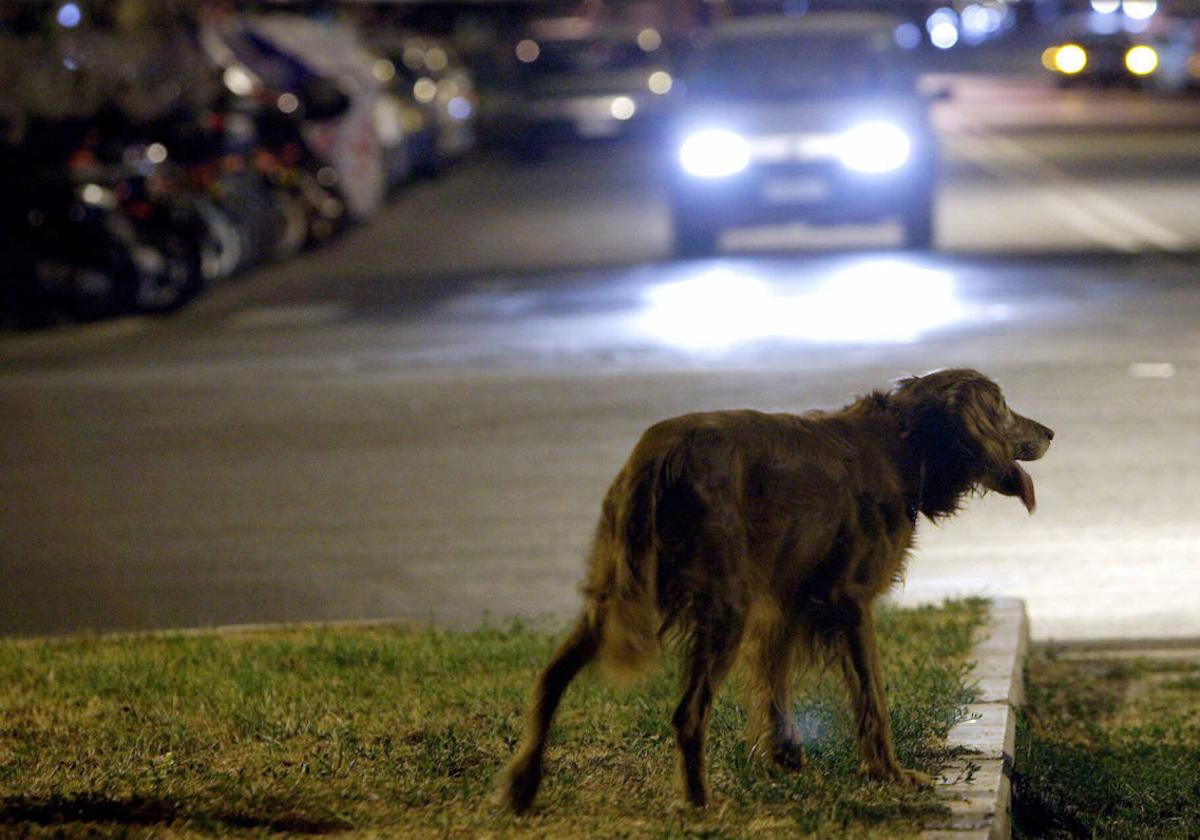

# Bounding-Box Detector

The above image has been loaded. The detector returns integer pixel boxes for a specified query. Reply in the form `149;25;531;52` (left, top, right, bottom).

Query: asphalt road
3;78;1199;641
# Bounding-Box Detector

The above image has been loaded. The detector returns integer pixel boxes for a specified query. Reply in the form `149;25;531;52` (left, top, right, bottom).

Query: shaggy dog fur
498;368;1053;813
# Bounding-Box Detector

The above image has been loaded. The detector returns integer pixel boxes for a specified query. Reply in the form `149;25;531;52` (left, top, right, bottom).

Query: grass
1014;646;1200;839
0;599;987;838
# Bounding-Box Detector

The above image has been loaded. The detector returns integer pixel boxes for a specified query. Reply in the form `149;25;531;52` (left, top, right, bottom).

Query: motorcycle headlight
678;129;751;178
837;121;912;174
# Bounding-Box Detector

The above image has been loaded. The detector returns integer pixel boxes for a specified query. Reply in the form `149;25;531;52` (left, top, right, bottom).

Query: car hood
673;94;930;137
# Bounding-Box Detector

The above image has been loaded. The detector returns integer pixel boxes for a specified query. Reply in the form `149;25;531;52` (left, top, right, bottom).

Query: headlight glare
837;121;912;173
1054;43;1088;74
679;129;750;178
1125;45;1158;75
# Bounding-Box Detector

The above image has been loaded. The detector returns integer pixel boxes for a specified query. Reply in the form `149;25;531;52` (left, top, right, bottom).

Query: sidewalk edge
922;597;1029;840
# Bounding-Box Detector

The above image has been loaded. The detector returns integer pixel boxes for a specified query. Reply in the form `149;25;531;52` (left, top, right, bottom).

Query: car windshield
688;33;916;99
521;39;654;78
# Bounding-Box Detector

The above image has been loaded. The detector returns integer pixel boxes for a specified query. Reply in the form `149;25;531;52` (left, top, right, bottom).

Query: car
666;13;940;256
1043;16;1196;92
490;20;677;159
372;64;442;186
371;33;480;172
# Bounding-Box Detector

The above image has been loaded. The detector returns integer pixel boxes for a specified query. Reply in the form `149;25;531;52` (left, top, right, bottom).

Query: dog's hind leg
496;610;601;814
673;608;743;808
672;591;745;808
745;611;806;770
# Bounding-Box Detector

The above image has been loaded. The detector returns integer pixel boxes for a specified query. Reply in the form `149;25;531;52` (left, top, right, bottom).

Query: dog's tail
584;455;664;681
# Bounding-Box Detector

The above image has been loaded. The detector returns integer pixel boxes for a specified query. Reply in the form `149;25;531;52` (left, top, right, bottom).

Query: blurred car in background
1043;15;1197;91
372;63;442;187
486;18;677;159
369;32;479;184
393;34;479;161
667;13;940;256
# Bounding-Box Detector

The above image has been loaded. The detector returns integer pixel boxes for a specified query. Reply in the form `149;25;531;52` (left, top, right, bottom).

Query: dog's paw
771;739;808;772
863;762;934;788
890;766;934;788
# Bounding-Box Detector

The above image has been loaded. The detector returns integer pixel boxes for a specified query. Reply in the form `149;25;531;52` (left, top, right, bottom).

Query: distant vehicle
489;20;678;158
373;66;442;186
1043;16;1196;91
370;33;480;181
667;14;940;256
395;35;479;161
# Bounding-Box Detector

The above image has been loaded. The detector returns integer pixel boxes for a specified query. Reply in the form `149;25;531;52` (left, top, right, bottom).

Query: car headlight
837;121;912;173
1125;45;1158;75
679;129;751;178
1053;43;1088;74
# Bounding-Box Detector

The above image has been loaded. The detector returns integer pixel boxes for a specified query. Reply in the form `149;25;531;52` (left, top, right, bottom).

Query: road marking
978;129;1188;251
944;114;1189;253
946;127;1139;251
226;303;349;330
1129;362;1176;379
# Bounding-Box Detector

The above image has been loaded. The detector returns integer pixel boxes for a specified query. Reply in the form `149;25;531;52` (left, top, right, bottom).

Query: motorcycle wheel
122;231;203;314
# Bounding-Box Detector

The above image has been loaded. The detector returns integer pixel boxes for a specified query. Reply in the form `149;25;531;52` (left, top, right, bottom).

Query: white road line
1039;189;1143;253
944;114;1189;253
949;130;1140;251
1068;182;1188;252
226;303;349;330
975;128;1188;252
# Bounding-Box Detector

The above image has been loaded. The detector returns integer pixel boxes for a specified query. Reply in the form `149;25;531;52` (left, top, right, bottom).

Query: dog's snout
1010;415;1053;461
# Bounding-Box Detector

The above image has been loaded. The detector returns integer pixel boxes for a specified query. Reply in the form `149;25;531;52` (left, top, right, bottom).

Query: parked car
370;50;448;186
666;13;940;256
489;20;678;159
371;33;479;165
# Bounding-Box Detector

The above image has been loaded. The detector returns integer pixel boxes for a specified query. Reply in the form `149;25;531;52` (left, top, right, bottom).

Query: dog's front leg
840;606;932;788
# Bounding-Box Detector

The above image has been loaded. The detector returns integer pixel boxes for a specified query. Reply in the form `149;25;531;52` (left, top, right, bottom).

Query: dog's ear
897;372;1012;519
945;377;1014;476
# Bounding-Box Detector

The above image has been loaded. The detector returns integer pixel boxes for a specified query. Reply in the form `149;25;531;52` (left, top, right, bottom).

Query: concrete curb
922;597;1029;840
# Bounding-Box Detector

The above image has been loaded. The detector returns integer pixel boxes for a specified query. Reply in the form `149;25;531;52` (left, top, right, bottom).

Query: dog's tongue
1010;462;1036;514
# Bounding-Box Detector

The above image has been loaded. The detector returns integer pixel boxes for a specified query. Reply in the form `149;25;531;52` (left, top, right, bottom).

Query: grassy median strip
1014;647;1200;838
0;599;985;838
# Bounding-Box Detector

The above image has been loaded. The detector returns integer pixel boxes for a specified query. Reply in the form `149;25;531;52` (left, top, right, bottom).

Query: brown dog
498;368;1053;813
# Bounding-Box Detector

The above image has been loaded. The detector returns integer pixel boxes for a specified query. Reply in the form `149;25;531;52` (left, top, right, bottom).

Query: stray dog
498;368;1053;813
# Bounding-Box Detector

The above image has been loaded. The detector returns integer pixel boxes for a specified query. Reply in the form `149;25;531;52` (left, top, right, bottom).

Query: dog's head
892;368;1053;518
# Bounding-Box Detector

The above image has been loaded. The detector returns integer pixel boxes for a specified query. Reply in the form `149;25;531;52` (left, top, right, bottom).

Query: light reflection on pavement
406;251;1087;372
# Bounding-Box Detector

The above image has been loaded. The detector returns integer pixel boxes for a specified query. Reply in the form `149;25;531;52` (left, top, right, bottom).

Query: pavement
3;76;1200;643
